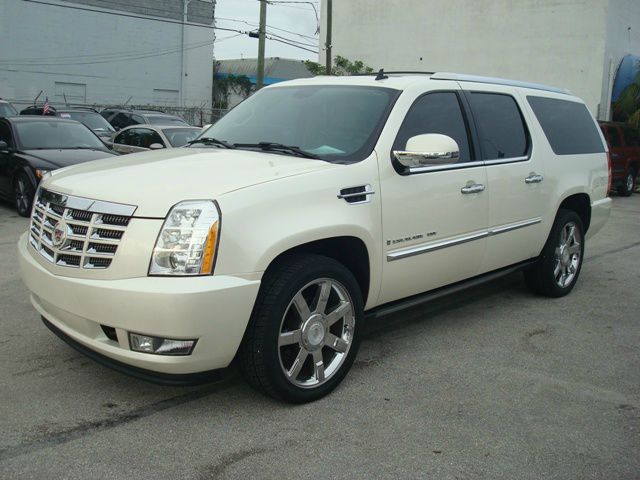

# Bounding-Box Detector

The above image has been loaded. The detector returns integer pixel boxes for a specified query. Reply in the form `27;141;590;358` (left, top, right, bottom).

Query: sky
214;0;320;62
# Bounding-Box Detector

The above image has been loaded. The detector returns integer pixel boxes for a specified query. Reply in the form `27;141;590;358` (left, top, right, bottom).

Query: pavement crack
586;241;640;263
0;377;238;463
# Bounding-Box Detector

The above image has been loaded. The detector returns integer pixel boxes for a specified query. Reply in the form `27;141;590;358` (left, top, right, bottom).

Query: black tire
14;172;35;217
239;254;363;403
617;169;636;197
524;209;585;298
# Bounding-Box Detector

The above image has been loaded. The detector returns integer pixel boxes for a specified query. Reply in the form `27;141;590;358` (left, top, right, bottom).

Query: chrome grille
28;188;136;270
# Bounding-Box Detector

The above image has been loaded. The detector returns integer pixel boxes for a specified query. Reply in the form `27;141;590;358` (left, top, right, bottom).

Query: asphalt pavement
0;196;638;479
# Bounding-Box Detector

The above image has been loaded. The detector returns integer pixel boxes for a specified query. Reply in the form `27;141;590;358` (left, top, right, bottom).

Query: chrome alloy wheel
278;278;355;389
554;221;582;288
15;178;30;213
626;172;634;193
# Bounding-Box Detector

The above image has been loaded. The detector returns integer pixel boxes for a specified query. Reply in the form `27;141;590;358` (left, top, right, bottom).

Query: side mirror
393;134;460;171
0;140;8;151
149;143;165;150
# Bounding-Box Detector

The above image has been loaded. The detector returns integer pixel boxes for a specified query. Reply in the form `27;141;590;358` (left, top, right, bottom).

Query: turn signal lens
149;200;221;276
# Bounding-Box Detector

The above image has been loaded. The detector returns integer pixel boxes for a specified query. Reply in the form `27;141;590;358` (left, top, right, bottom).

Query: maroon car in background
599;121;640;196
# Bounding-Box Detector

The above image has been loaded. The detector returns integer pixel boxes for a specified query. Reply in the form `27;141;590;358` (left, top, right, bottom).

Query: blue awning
612;54;640;102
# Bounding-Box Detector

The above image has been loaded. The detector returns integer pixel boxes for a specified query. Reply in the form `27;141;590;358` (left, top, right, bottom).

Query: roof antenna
375;68;388;80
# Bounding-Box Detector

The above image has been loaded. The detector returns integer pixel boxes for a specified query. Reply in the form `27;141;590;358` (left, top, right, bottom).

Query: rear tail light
606;151;612;196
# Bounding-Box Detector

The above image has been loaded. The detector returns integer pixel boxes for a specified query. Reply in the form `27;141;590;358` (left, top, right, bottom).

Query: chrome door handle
525;174;544;184
460;183;485;194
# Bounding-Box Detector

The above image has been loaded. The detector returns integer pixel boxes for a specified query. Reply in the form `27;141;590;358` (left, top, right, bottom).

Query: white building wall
0;0;213;108
320;0;632;117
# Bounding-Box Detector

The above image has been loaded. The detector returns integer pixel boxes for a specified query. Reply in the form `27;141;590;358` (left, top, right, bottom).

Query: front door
378;88;489;305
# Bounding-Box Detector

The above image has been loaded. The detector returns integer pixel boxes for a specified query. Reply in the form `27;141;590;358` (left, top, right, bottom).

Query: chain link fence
8;100;228;127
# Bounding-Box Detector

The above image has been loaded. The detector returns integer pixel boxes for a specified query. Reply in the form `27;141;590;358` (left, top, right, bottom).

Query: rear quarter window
527;96;605;155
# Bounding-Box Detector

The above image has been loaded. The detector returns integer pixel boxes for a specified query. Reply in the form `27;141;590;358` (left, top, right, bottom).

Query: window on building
468;92;529;160
527;96;605;155
393;92;472;163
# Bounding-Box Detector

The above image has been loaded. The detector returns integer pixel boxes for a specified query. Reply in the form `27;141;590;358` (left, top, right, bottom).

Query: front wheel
14;173;35;217
239;254;363;403
524;209;584;297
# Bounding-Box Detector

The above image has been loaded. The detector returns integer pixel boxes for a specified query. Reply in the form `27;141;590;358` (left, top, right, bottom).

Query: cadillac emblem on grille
51;221;67;248
29;188;136;270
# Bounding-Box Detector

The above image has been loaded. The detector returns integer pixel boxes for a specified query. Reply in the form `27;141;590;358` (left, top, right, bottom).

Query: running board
365;259;537;320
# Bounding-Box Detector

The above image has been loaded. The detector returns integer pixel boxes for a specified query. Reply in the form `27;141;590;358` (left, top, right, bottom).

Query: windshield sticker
60;113;71;118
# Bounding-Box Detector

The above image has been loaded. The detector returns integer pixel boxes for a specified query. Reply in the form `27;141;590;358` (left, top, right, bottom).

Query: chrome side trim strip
483;156;529;166
407;161;484;174
387;230;489;261
489;217;541;235
387;217;542;262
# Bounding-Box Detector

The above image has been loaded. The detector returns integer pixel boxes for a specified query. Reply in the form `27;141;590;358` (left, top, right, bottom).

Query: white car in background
110;125;202;154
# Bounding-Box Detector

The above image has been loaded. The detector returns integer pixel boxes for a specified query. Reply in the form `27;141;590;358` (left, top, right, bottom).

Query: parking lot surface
0;197;638;479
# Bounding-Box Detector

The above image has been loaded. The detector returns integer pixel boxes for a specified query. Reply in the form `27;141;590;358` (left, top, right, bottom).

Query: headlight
149;200;221;276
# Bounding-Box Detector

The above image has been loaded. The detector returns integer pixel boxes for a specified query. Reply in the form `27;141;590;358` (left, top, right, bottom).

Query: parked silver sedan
110;125;202;154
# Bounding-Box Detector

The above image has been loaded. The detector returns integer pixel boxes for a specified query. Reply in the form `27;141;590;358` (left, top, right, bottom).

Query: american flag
43;97;49;115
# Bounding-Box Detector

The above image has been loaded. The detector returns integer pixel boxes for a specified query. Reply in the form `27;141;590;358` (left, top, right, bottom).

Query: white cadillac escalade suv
18;72;611;403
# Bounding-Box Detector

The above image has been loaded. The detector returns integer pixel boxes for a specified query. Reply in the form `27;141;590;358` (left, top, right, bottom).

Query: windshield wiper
234;142;319;159
186;137;235;149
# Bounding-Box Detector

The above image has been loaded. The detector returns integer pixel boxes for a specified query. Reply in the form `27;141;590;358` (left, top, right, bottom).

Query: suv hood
43;147;336;217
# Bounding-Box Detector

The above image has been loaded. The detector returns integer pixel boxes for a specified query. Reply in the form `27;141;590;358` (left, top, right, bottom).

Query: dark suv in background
100;109;189;131
600;122;640;196
20;106;116;142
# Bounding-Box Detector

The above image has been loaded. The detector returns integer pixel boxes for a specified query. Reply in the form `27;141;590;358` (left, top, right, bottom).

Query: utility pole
181;0;193;106
325;0;332;74
256;0;267;89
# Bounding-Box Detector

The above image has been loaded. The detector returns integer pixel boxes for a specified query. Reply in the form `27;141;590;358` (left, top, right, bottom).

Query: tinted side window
110;113;130;130
527;96;605;155
468;93;528;160
0;122;13;146
623;128;640;147
607;127;621;147
131;115;144;125
114;130;130;145
393;92;472;163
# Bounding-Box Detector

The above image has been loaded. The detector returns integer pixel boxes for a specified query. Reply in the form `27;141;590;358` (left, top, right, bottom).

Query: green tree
612;64;640;131
304;55;374;76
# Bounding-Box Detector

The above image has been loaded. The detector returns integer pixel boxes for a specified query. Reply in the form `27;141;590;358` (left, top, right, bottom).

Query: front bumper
18;233;261;376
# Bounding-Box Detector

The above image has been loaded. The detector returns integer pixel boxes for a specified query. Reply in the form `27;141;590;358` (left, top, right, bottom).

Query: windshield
15;121;108;150
146;115;188;126
59;111;115;132
202;85;399;162
0;103;18;117
162;127;202;147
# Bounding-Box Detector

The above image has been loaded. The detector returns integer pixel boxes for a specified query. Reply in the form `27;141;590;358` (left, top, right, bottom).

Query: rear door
462;85;549;271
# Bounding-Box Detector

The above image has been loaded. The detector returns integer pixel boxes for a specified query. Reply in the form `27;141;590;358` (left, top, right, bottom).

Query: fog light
129;333;197;356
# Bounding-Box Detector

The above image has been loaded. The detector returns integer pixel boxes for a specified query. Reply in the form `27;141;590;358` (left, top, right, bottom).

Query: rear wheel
239;254;362;403
14;173;35;217
524;209;584;297
618;169;636;196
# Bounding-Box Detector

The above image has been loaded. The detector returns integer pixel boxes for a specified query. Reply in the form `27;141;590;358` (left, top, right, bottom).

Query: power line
216;16;318;41
20;0;317;55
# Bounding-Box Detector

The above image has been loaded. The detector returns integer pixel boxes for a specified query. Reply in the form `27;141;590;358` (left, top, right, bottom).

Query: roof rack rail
431;72;570;95
351;70;436;77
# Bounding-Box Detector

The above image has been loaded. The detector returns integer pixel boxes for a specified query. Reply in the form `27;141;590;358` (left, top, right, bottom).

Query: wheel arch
557;193;591;233
262;235;372;305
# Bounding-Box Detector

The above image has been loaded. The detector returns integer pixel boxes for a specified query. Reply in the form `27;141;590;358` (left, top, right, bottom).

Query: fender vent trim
338;185;375;204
